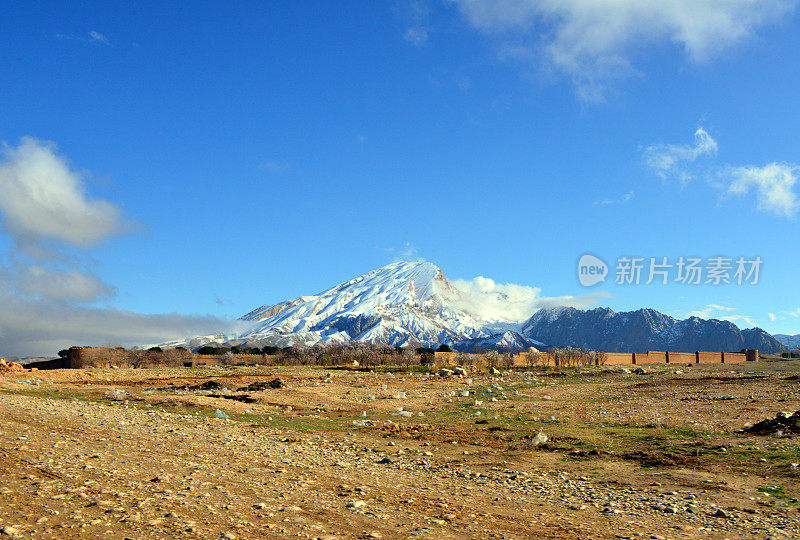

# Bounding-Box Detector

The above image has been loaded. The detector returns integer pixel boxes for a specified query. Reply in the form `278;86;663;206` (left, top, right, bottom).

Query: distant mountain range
773;334;800;350
169;261;784;353
521;306;782;353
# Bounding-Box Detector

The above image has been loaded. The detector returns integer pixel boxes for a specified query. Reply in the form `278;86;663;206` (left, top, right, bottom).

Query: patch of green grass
757;486;788;499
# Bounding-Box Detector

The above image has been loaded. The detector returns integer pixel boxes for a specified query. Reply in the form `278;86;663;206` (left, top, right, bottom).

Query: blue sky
2;1;800;355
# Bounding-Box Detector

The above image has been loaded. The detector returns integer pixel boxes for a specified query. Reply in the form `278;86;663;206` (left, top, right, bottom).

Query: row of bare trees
522;347;607;367
209;343;609;368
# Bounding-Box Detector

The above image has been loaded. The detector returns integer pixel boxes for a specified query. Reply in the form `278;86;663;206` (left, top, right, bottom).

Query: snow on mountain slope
164;260;785;353
232;261;514;349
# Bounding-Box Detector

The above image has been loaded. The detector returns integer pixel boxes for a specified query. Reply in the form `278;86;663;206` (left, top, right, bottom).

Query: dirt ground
1;360;799;539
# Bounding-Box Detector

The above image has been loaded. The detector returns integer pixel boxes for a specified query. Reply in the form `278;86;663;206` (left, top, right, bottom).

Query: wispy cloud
55;30;110;45
88;30;109;44
258;160;291;173
386;242;422;263
595;190;634;206
451;1;796;101
684;303;756;326
400;1;431;46
642;128;718;182
722;163;800;218
643;128;800;218
768;307;800;322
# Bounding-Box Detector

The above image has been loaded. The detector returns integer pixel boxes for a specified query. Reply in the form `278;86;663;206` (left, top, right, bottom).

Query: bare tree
484;350;501;369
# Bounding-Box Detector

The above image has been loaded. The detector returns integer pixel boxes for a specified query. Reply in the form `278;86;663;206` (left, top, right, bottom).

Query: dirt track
1;362;799;539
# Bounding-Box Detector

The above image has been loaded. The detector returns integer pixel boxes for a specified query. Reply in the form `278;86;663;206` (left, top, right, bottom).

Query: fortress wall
63;346;753;370
639;351;666;364
605;352;634;365
696;351;722;364
722;352;746;364
666;352;695;364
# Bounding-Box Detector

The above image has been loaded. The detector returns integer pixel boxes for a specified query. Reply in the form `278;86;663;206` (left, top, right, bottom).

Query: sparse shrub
416;347;435;365
525;349;544;366
484;350;501;369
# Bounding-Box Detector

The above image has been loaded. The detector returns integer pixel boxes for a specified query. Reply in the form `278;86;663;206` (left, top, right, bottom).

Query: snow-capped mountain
231;261;523;350
519;306;783;353
168;261;783;353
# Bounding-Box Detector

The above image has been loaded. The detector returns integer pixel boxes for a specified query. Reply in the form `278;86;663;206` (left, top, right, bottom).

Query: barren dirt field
1;361;800;539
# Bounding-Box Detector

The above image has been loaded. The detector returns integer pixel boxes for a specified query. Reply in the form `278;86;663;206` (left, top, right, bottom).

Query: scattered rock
1;526;20;536
532;432;548;445
237;379;285;391
743;411;800;434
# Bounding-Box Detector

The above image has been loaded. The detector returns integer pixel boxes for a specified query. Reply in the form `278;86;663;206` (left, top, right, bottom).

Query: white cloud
595;190;634;205
55;31;110;45
771;308;800;322
0;137;231;358
88;31;109;44
721;314;758;326
15;265;115;302
684;303;756;326
686;303;736;318
404;27;429;46
401;1;431;46
0;285;236;357
643;127;718;182
445;275;610;322
643;128;800;219
451;0;795;100
388;242;422;263
723;162;800;217
0;137;130;252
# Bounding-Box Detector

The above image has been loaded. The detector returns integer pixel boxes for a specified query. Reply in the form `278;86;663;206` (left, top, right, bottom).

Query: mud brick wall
666;352;695;364
722;352;746;364
605;352;635;365
695;351;722;364
632;352;650;364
